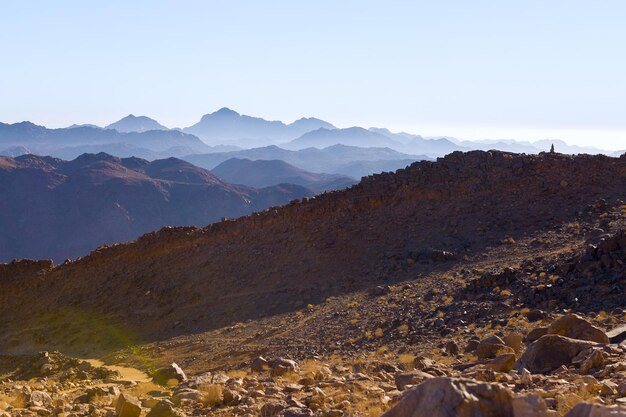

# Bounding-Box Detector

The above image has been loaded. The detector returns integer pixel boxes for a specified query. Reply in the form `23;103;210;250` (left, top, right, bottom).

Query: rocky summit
0;150;626;417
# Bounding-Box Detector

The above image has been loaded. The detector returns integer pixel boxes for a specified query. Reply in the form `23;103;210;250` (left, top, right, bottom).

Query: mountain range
182;144;429;178
211;158;357;191
0;153;314;262
104;114;168;132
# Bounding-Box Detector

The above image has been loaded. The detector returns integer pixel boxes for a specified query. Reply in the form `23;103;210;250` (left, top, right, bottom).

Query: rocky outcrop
516;335;596;373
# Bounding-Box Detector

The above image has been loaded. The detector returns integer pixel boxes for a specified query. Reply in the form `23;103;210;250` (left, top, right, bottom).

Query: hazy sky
1;1;625;149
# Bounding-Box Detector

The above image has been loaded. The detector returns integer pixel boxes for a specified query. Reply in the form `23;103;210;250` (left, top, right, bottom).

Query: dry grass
198;383;224;406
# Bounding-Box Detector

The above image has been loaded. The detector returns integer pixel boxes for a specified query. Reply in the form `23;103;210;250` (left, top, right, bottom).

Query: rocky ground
0;151;625;416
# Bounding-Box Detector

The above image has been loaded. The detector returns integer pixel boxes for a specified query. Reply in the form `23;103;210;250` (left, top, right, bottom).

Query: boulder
485;354;516;373
251;356;269;372
511;393;553;417
115;393;142;417
381;377;514;417
564;402;626;417
516;335;596;373
607;324;626;344
504;332;524;352
28;391;53;408
477;336;515;360
394;371;434;390
270;358;299;376
153;363;187;386
146;399;185;417
526;327;549;343
547;314;609;344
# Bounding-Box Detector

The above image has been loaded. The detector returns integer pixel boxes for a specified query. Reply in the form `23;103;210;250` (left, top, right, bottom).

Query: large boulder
516;335;596;373
380;377;514;417
270;358;299;376
153;363;187;386
115;393;142;417
547;314;609;344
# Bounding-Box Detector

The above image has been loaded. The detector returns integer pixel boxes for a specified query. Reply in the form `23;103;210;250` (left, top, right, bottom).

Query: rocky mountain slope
0;150;625;417
0;153;313;262
211;158;357;191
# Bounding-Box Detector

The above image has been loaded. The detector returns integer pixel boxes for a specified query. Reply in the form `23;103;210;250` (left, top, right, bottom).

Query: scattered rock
547;314;609;344
115;393;142;417
564;402;626;417
381;377;514;417
516;335;596;373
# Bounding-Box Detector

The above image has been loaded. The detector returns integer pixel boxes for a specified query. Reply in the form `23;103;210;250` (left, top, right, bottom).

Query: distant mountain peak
214;107;240;116
105;115;168;133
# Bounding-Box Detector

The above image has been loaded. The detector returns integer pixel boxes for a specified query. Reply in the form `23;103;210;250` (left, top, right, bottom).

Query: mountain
105;114;168;132
183;144;430;178
1;151;626;417
212;158;357;191
0;121;211;155
0;153;314;262
286;127;402;150
371;127;467;156
183;107;335;144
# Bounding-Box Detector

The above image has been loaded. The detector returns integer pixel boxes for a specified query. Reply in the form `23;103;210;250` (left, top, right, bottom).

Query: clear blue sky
1;1;625;149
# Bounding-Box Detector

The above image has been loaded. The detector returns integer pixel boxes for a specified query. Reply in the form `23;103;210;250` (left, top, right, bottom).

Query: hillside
0;150;625;417
212;158;357;191
0;153;313;262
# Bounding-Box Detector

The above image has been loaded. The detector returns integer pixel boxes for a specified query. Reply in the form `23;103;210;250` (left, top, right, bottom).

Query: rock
371;285;391;296
516;335;596;373
547;314;609;344
251;356;269;372
512;393;552;417
146;399;185;417
525;310;547;322
260;402;286;417
477;336;515;360
519;368;533;385
115;393;142;417
445;341;459;356
381;377;514;417
413;356;436;370
607;325;626;344
465;338;480;353
29;391;53;407
283;407;314;417
564;402;626;417
526;327;549;343
485;354;516;373
153;363;187;386
618;382;626;397
394;371;434;390
599;380;618;396
579;349;605;374
504;332;524;352
270;358;299;376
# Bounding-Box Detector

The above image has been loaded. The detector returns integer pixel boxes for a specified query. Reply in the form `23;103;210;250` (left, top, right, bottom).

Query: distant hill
183;107;335;144
212;158;357;191
286;127;401;150
182;144;430;178
0;153;314;262
105;114;168;132
0;121;211;155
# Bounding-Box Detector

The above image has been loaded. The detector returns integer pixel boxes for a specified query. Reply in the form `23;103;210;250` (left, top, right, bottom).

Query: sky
1;1;625;150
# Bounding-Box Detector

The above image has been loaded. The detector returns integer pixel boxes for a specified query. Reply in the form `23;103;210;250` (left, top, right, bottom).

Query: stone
516;335;596;373
270;358;299;377
381;377;514;417
525;310;547;322
599;380;618;396
504;332;524;352
394;371;434;391
28;391;53;408
564;402;626;417
526;327;549;343
519;368;533;385
115;393;142;417
485;354;516;373
579;349;605;374
547;314;609;344
477;336;515;360
465;338;480;353
413;356;436;370
251;356;269;372
445;341;459;356
153;363;187;386
512;393;552;417
607;325;626;344
146;399;185;417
